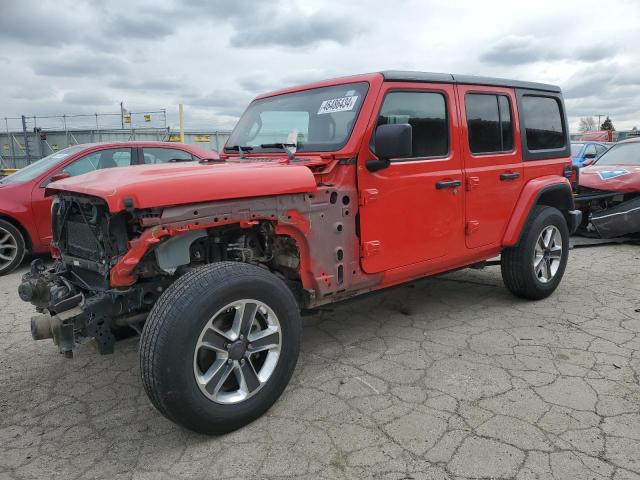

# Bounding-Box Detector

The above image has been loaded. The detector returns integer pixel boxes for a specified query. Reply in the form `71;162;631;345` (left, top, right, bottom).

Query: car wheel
139;262;301;434
0;219;26;276
501;206;569;300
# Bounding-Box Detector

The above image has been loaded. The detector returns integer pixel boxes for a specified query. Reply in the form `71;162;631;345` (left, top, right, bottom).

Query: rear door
357;82;464;273
456;86;523;249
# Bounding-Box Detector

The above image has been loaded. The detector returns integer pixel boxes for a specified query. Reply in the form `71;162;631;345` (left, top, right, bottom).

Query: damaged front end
19;194;172;356
575;188;640;238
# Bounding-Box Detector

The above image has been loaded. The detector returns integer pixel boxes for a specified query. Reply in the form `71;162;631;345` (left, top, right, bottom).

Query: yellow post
179;103;185;143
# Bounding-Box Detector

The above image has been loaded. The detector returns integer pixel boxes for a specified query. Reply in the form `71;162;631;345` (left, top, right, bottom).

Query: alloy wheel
193;299;281;404
533;225;563;283
0;226;18;270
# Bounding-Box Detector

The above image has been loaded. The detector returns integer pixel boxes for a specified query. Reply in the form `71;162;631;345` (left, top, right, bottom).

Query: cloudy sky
1;0;639;132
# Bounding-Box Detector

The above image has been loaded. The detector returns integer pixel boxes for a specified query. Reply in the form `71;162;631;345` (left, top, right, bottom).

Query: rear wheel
139;262;301;434
501;206;569;300
0;219;26;276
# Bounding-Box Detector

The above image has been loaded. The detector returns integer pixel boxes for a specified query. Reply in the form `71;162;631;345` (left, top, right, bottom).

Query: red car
575;137;640;237
0;142;218;275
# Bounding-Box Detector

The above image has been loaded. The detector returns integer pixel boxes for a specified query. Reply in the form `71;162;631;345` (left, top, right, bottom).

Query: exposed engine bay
19;193;303;357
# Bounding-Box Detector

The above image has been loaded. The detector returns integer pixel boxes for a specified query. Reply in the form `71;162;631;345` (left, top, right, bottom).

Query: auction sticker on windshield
318;96;358;115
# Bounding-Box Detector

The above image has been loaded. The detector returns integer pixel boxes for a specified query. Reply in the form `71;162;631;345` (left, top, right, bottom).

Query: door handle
435;179;462;190
500;172;520;181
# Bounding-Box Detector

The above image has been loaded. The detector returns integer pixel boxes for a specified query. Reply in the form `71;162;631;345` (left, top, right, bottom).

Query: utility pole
179;103;185;143
21;115;31;164
120;101;125;129
597;114;605;129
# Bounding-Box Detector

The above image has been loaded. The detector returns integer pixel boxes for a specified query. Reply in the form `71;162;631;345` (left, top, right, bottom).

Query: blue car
571;141;610;167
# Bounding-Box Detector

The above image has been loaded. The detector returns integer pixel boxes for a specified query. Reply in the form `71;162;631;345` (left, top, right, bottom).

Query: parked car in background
575;137;640;237
571;141;610;167
0;142;218;275
580;130;613;142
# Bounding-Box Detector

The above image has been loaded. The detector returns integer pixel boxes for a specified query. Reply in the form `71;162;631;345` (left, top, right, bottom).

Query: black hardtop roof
381;71;561;93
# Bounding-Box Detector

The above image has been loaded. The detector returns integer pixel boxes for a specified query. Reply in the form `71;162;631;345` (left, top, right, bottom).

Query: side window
63;148;132;176
143;148;194;164
521;96;565;151
584;144;597;157
465;93;514;154
376;91;448;158
595;144;607;156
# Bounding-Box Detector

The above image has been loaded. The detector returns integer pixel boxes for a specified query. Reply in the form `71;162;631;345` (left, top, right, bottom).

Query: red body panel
39;73;573;300
579;130;613;142
579;164;640;193
48;161;317;212
0;142;217;253
455;84;524;249
357;82;464;273
502;176;572;246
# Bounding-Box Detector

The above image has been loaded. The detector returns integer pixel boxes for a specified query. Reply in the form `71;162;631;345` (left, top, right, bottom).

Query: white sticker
317;95;358;115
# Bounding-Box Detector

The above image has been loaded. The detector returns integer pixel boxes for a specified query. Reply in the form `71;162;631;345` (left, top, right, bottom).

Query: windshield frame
594;141;640;166
225;81;370;155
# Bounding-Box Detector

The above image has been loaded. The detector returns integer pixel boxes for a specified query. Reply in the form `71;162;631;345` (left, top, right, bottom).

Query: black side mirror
583;152;596;159
366;124;412;172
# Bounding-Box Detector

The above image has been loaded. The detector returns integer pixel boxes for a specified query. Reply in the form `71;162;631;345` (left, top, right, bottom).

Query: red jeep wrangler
19;71;581;434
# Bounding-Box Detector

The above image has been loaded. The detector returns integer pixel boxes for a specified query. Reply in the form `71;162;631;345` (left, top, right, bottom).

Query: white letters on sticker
317;96;358;115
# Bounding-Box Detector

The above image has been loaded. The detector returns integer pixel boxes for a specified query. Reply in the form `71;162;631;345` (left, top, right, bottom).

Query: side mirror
582;158;594;167
366;124;412;172
50;172;71;182
583;152;597;159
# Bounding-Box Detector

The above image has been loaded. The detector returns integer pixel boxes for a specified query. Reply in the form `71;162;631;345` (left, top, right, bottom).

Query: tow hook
30;306;83;358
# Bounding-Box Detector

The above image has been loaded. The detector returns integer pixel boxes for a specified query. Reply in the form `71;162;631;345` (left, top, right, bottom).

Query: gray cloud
573;44;613;62
479;35;560;66
109;78;184;91
0;1;81;46
102;15;176;40
1;0;639;132
63;91;114;106
33;54;129;77
230;12;361;48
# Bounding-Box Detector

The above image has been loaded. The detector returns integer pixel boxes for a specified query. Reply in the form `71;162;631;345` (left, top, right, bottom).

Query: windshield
570;143;584;157
595;142;640;166
226;82;369;154
0;145;86;184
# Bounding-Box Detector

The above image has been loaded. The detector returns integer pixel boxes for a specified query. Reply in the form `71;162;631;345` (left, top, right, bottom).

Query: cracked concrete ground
1;245;639;479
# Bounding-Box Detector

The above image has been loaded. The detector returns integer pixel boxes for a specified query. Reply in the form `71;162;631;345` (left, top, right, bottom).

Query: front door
456;86;523;249
357;82;464;274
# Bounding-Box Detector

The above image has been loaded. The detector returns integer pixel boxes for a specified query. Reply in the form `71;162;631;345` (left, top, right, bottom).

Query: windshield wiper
226;145;253;159
260;143;297;161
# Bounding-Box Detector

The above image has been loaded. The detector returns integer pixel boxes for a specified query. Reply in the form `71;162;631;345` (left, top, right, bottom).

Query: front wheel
501;206;570;300
139;262;301;434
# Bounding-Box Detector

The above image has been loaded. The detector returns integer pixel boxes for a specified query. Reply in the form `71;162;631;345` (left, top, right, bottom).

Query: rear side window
465;93;514;154
143;148;194;164
376;91;448;158
522;96;565;150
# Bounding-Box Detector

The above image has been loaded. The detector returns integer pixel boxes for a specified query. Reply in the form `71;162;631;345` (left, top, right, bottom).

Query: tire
501;206;569;300
0;219;26;276
139;262;301;434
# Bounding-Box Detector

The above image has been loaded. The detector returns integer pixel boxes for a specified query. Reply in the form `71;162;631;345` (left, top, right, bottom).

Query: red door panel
357;83;465;274
456;85;524;249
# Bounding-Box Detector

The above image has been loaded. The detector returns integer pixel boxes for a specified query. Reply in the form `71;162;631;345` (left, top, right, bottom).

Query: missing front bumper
590;197;640;238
